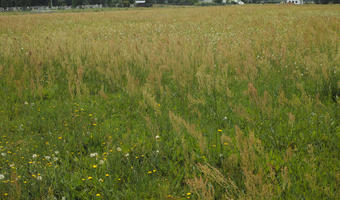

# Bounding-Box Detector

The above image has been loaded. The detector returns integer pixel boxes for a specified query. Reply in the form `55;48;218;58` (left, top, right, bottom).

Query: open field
0;5;339;199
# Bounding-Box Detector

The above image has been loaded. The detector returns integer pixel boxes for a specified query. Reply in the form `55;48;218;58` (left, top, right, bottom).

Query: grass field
0;5;339;199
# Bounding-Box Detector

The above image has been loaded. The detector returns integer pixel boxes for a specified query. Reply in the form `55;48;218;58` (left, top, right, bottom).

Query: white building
286;0;303;4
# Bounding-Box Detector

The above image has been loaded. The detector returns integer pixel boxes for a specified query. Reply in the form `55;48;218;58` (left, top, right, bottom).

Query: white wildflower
32;154;38;159
90;153;98;158
37;176;42;181
53;157;59;161
24;101;29;105
9;164;15;168
44;156;51;160
155;135;160;140
99;160;105;165
0;174;4;180
156;150;159;153
116;147;122;152
125;153;129;157
1;153;6;157
55;151;59;155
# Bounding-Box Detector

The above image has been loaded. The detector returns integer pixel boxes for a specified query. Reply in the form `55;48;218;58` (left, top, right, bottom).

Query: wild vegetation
0;5;339;199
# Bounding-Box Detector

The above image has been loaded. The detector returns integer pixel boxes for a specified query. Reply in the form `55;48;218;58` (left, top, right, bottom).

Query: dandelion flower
105;174;109;177
93;165;97;168
186;193;192;195
88;176;93;180
218;129;222;132
96;193;101;197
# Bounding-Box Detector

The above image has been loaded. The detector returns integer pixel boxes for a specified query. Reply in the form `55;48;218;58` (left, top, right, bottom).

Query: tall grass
0;5;339;199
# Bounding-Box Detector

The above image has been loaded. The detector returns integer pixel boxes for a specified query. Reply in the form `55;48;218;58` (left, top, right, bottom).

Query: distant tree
72;0;82;6
214;0;223;3
1;0;9;8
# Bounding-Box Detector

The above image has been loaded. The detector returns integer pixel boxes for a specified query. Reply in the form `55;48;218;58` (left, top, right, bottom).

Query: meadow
0;5;339;199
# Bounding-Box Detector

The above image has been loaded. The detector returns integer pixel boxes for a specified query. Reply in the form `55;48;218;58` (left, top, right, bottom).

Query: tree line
0;0;197;8
0;0;109;8
0;0;338;8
